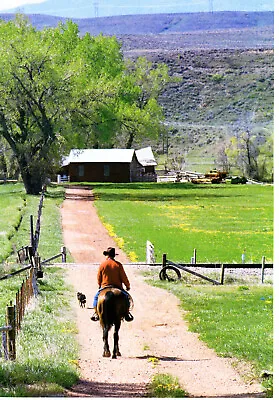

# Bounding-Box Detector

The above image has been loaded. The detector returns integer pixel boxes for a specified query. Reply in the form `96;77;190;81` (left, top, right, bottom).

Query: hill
138;48;273;172
1;0;274;18
0;11;274;172
0;11;274;36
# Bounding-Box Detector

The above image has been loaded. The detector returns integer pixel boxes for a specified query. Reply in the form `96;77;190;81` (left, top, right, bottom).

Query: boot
90;308;99;321
125;312;134;322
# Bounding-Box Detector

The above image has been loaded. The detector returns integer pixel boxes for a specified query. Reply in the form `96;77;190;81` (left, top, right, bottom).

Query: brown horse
97;287;128;359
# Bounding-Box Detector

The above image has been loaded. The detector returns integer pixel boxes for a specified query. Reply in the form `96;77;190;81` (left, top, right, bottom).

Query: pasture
0;184;79;396
92;182;273;263
0;183;26;263
0;184;66;326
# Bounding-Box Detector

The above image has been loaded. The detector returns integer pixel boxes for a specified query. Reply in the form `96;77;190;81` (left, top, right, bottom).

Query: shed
61;147;157;183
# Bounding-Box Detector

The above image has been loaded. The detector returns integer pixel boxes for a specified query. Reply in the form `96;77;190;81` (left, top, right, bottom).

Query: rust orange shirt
97;257;130;290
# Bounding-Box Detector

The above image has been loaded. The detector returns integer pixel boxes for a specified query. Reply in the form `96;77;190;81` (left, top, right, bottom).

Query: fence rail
160;253;273;285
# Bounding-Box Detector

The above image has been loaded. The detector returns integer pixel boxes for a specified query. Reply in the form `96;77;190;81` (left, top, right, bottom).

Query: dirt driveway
60;187;264;397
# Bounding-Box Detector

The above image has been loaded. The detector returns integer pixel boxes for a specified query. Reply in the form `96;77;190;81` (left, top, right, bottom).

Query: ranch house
60;147;157;183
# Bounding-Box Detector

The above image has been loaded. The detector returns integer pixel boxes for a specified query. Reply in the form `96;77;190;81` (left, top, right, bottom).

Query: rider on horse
91;247;134;322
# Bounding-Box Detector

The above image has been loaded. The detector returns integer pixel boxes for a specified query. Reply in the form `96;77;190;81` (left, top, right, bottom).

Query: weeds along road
61;187;264;398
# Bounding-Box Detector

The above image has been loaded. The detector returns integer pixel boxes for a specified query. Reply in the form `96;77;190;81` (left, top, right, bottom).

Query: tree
0;16;170;193
122;57;174;148
0;17;78;193
225;130;273;181
257;133;273;182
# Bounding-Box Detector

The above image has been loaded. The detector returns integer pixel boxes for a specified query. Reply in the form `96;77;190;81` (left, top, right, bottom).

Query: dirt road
61;187;264;397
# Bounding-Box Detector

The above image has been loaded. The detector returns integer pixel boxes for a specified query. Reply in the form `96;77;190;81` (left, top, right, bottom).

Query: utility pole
93;1;99;17
209;0;214;13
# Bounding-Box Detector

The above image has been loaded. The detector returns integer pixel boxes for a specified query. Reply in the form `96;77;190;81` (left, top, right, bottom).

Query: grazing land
0;184;65;325
0;183;26;263
0;184;79;397
92;182;273;263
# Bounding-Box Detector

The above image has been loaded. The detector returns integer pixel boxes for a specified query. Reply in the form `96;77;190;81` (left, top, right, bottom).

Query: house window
78;165;84;177
104;164;110;177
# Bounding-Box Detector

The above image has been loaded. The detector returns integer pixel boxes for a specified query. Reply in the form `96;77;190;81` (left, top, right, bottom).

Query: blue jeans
93;288;130;308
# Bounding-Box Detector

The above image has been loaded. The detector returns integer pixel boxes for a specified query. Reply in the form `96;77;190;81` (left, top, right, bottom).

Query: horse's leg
103;326;111;357
112;320;121;359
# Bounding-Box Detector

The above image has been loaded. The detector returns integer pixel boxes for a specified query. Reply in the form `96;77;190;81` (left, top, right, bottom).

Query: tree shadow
66;379;147;397
89;182;238;202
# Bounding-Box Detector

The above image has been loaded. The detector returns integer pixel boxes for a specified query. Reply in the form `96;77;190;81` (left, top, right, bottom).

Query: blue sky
0;0;274;18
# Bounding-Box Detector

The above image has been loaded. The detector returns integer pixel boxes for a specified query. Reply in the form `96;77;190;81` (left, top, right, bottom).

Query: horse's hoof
103;351;111;357
112;354;117;359
117;351;121;356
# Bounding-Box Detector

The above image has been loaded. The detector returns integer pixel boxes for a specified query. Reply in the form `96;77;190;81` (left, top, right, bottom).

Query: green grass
0;183;79;396
91;182;273;263
144;275;273;396
0;266;79;397
0;184;66;326
6;185;66;262
148;373;187;397
0;183;26;263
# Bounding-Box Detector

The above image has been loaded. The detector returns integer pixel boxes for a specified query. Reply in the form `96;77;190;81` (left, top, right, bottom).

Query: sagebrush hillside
130;47;273;171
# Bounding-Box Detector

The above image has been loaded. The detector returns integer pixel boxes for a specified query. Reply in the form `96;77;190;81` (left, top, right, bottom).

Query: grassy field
92;182;273;264
0;183;26;263
0;266;79;397
0;183;79;396
0;184;67;326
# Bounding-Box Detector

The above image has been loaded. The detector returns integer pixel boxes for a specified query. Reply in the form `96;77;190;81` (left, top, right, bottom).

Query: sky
0;0;44;10
0;0;274;18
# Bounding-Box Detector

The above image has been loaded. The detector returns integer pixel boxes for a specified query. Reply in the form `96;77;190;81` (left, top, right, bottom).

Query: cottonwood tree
0;16;169;193
123;57;175;148
225;129;273;181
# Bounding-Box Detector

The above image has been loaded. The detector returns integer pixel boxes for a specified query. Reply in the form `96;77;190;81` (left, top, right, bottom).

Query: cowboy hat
103;247;118;257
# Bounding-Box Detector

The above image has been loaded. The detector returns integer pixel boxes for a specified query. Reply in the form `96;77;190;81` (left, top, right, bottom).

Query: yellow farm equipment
191;169;227;184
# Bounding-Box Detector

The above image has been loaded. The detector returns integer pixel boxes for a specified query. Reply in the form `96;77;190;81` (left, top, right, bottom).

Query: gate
160;254;221;285
159;254;273;285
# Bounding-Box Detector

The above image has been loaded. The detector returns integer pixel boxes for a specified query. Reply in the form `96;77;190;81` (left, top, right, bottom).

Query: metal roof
136;147;157;166
63;149;135;166
62;147;157;166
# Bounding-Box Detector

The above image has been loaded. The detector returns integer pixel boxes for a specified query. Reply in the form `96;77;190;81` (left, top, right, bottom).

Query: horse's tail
98;289;126;328
102;290;116;328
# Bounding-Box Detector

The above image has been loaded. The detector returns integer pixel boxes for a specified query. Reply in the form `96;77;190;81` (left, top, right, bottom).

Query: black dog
77;292;86;308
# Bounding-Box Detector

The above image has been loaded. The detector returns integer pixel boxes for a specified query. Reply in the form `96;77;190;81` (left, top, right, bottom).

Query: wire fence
0;184;65;360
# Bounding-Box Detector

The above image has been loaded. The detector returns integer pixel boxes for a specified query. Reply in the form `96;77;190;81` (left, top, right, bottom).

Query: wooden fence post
6;301;16;360
220;264;225;284
261;256;265;284
193;248;197;264
36;256;43;279
61;246;67;263
15;291;19;333
30;215;34;252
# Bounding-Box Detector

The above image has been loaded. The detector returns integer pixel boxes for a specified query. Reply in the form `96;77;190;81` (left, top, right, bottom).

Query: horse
97;287;129;359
